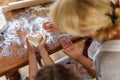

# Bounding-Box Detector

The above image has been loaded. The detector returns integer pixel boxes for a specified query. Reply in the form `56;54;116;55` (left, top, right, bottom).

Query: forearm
38;47;54;66
75;55;96;77
29;52;38;80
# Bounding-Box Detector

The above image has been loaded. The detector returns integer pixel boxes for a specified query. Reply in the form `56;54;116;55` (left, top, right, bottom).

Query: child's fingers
26;41;31;50
26;38;34;50
42;35;47;42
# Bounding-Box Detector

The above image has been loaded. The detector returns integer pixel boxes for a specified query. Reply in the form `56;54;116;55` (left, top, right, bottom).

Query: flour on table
0;5;71;56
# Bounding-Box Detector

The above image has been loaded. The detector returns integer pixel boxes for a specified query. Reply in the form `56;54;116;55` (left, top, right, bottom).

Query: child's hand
38;36;47;49
60;38;83;60
43;21;63;34
26;39;35;54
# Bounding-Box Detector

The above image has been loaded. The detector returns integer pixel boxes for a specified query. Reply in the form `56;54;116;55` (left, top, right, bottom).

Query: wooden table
0;5;85;76
0;36;84;76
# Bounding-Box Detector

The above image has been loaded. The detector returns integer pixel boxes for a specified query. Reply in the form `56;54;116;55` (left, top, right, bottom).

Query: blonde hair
50;0;120;41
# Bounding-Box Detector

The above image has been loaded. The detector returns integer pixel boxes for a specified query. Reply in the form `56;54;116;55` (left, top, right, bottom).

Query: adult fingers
42;21;50;29
26;39;30;48
46;29;54;32
67;39;74;46
64;39;73;47
60;38;70;49
43;22;53;29
38;35;47;48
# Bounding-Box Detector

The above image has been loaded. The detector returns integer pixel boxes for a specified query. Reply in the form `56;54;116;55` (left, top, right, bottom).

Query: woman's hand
60;38;83;60
60;38;96;77
43;21;63;34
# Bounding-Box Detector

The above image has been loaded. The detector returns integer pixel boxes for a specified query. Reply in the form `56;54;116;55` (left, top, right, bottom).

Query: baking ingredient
26;33;43;47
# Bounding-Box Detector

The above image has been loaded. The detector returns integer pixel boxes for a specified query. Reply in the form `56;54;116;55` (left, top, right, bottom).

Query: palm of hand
60;38;83;59
63;45;82;59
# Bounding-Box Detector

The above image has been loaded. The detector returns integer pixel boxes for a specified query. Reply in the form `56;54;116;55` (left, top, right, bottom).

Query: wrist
76;55;93;68
38;47;48;55
38;46;46;50
75;55;86;62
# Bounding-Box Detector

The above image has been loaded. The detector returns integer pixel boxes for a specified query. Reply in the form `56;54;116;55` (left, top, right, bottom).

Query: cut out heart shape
26;33;42;47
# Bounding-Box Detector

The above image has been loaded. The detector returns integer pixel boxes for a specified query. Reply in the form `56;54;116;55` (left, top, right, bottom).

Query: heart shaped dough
26;33;43;47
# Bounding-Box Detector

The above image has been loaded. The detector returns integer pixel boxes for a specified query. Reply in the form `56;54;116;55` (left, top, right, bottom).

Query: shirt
93;40;120;80
88;40;101;59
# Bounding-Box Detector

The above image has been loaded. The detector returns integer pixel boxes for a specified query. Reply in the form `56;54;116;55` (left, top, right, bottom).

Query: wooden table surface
0;0;16;6
0;1;86;76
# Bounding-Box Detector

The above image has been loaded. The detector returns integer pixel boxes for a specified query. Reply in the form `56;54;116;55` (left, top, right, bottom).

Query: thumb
42;35;47;43
26;38;30;46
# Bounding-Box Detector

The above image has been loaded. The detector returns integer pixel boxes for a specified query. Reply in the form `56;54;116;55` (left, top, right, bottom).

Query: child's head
35;64;79;80
50;0;120;41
